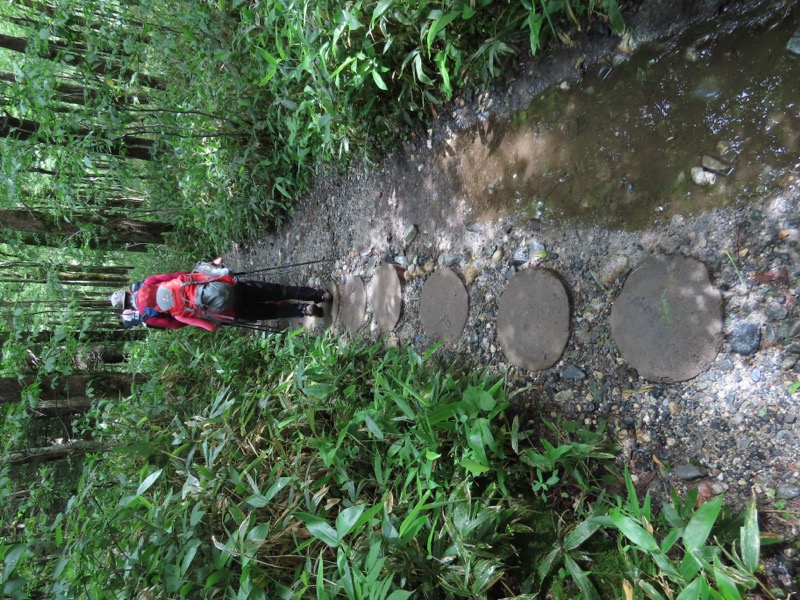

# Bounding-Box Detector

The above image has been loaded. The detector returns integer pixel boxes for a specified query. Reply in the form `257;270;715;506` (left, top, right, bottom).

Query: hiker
108;258;331;331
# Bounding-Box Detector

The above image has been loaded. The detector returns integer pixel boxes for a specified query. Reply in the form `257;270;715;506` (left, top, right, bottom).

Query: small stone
750;368;762;383
561;365;586;380
491;248;504;265
702;154;734;176
730;323;761;356
684;46;699;62
674;464;705;481
463;264;479;286
423;260;436;274
776;483;800;500
554;390;574;403
666;437;677;448
787;26;800;56
668;401;681;416
403;224;419;246
717;357;734;372
767;304;789;321
598;253;630;287
442;254;462;267
781;357;797;371
711;482;727;495
691;166;717;186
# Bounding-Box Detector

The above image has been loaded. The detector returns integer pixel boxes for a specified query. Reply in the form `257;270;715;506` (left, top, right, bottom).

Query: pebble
561;365;586;380
729;323;762;356
674;464;705;481
776;483;800;500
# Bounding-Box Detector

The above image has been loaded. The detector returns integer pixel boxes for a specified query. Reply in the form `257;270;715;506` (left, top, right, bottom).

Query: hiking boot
303;304;324;317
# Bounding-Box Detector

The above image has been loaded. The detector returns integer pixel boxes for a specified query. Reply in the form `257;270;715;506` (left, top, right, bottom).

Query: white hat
109;290;127;310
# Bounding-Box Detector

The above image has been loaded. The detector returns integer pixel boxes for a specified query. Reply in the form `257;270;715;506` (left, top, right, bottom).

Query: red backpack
156;272;238;324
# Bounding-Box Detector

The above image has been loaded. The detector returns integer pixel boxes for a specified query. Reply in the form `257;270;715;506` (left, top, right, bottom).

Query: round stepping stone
320;280;338;330
371;263;402;332
420;268;469;342
610;254;723;383
337;276;366;333
497;268;570;371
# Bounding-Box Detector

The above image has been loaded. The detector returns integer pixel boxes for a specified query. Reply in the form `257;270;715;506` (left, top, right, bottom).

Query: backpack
155;269;237;325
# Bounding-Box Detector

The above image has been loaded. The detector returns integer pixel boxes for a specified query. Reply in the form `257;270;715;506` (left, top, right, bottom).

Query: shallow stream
439;8;800;230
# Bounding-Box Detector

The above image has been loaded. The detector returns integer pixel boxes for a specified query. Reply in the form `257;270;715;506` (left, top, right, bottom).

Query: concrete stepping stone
371;263;402;332
610;254;723;383
337;276;366;333
320;280;338;330
420;267;469;342
497;268;570;371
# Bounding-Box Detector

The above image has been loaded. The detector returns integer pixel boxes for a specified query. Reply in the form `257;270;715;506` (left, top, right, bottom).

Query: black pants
234;280;324;320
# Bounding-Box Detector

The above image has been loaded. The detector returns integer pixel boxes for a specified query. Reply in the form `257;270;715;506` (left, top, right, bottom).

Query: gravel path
229;0;800;576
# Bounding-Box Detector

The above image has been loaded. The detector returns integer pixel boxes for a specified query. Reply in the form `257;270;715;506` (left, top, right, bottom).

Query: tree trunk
0;372;132;405
0;70;150;106
2;440;111;465
0;208;172;249
0;115;158;160
0;32;164;90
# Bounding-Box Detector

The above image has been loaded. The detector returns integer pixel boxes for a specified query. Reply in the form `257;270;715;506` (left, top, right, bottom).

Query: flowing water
436;8;800;230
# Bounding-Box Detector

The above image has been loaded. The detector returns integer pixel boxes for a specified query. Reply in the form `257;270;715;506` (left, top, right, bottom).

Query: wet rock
691;166;717;186
788;27;800;56
692;76;721;102
674;464;705;481
702;154;734;176
729;323;761;356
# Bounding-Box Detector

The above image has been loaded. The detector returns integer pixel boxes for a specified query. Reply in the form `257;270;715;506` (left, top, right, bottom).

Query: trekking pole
222;321;282;334
233;257;338;277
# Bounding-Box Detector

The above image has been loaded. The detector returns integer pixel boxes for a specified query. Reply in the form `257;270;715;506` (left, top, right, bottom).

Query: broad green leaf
181;539;201;576
336;505;366;540
316;550;330;600
713;566;742;600
3;545;26;574
740;498;759;573
136;469;162;497
426;10;461;50
684;496;722;551
460;457;490;476
386;591;413;600
606;0;625;33
537;547;561;582
564;516;601;550
304;383;337;398
372;70;388;91
295;513;340;547
564;555;600;600
676;577;707;600
610;509;659;552
639;580;667;599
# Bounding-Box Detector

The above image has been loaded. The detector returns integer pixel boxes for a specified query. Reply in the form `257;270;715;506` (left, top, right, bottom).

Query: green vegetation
1;331;770;597
0;0;789;598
